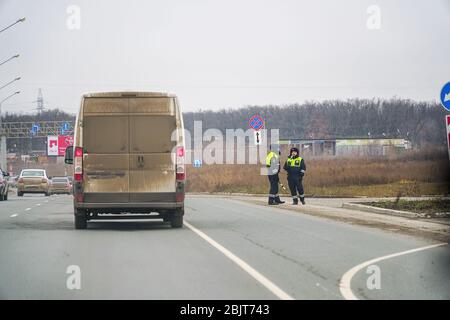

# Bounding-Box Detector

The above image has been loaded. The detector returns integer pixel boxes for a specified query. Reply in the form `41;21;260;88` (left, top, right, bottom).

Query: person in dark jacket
283;147;306;205
265;144;285;205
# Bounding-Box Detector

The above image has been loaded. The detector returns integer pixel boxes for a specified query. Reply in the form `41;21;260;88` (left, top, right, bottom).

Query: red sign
58;135;74;156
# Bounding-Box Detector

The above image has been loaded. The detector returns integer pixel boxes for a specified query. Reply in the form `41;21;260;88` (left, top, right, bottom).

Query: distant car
49;176;71;195
17;169;50;197
9;176;19;188
0;170;10;201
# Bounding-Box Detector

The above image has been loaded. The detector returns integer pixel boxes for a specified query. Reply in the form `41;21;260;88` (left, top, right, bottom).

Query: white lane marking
339;242;447;300
25;208;31;211
10;214;18;218
184;220;294;300
36;203;41;206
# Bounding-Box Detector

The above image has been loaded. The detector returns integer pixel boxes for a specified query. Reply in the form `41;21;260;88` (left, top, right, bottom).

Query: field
185;148;450;197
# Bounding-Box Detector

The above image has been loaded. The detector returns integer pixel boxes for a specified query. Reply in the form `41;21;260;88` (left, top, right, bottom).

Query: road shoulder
192;194;450;242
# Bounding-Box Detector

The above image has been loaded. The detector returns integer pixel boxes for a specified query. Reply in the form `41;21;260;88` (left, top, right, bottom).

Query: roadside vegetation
365;199;450;215
186;148;449;197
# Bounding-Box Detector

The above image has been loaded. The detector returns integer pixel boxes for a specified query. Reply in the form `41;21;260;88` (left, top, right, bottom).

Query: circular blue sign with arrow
440;82;450;111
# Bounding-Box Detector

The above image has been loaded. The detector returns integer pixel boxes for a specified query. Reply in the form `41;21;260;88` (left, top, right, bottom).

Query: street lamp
0;77;21;91
0;54;20;67
0;91;20;171
0;17;26;34
0;91;21;132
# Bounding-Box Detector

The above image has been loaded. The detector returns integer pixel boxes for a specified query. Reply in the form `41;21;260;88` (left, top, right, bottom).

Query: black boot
274;196;285;204
292;198;298;205
268;197;278;205
300;197;305;205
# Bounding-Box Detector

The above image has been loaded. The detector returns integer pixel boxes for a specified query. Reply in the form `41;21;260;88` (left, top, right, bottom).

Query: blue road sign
30;123;40;135
440;82;450;111
193;159;202;168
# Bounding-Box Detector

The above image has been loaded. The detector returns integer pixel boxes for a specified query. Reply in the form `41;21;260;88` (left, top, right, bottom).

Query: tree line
183;98;449;147
2;98;448;154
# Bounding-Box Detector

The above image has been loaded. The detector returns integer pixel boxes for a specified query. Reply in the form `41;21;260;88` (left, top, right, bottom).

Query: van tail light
75;193;84;203
176;146;185;181
42;178;48;183
176;193;185;202
74;147;83;182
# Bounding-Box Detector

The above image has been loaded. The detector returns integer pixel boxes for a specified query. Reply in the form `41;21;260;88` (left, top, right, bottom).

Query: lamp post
0;54;20;67
0;77;21;91
0;17;26;34
0;91;20;171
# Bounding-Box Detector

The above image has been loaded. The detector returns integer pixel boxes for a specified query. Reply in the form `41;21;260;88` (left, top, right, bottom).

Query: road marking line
10;214;18;218
36;203;41;206
25;207;31;211
339;242;447;300
184;220;294;300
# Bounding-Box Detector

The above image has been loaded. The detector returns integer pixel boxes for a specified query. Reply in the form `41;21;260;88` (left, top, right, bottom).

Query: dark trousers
288;176;304;198
268;174;279;196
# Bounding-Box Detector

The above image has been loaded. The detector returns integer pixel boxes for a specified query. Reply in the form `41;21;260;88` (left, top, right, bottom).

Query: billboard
47;136;58;156
47;135;74;156
58;135;74;156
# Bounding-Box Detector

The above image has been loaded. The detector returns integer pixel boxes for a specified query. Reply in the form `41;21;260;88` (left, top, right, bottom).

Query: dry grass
186;149;450;197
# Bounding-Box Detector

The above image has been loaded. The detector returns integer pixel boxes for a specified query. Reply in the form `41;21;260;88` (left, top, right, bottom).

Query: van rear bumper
76;202;182;209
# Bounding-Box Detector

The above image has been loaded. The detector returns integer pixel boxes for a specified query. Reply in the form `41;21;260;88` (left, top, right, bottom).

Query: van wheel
170;209;184;228
45;192;50;197
75;211;87;229
4;194;7;201
0;194;4;201
18;192;23;197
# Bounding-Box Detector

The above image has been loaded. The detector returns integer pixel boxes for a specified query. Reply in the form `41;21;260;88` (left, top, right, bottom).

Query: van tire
75;211;87;229
170;209;184;228
18;192;23;197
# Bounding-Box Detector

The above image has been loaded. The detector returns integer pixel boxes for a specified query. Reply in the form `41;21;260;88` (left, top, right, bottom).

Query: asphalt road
0;194;449;300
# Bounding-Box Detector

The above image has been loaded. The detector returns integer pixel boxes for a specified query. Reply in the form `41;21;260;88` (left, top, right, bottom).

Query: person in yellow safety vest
283;147;306;205
265;145;285;205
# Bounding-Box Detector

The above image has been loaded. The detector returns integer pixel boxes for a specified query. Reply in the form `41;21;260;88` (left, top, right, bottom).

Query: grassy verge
364;199;450;214
185;152;450;197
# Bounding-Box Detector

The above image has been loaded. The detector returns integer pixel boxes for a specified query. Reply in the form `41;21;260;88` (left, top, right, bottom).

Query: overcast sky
0;0;449;113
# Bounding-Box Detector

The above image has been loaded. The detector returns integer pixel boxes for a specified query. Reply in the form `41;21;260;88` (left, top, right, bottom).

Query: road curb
187;192;362;199
342;202;422;219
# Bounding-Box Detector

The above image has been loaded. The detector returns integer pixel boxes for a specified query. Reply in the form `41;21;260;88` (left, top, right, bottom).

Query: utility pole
37;88;44;113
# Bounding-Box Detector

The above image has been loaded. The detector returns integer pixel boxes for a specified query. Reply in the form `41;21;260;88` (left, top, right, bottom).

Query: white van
65;92;186;229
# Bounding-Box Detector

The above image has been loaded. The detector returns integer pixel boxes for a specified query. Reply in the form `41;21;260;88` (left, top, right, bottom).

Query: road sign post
446;115;450;162
249;115;265;146
254;130;262;145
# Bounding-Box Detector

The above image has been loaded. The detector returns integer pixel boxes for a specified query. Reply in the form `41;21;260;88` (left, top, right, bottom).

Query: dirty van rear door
129;97;177;202
82;97;130;203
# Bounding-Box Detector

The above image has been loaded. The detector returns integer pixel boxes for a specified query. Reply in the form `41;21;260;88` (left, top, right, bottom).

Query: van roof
82;92;177;98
